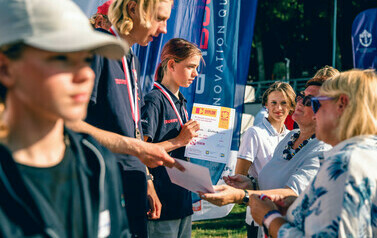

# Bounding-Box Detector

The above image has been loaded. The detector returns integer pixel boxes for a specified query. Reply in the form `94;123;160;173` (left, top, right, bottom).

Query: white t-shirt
238;117;289;178
237;117;289;225
253;107;268;126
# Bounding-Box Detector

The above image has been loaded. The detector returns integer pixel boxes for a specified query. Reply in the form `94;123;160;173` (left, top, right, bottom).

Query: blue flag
352;8;377;69
189;0;257;207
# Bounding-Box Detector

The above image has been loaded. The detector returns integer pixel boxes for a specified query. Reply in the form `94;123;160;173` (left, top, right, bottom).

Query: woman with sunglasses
200;75;332;209
250;69;377;237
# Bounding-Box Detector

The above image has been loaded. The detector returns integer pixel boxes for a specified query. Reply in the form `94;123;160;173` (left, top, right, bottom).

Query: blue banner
133;0;206;96
189;0;258;203
352;8;377;69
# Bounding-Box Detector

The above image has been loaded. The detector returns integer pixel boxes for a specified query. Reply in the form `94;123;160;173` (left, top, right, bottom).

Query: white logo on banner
359;29;372;47
195;74;206;94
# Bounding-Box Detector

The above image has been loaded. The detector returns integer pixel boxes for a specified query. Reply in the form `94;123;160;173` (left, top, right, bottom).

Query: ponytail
154;62;164;83
155;38;202;84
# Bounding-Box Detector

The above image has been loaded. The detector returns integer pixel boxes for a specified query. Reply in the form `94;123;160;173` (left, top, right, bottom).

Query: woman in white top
236;82;295;237
250;69;377;238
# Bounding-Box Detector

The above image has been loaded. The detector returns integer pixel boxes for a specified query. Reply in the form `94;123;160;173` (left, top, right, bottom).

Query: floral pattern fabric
279;135;377;237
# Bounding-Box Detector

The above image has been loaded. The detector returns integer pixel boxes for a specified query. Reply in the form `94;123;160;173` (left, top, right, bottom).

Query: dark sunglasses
295;92;313;107
311;96;335;114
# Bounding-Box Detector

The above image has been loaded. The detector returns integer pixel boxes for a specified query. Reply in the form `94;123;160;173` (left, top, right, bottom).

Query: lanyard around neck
154;82;188;128
109;26;139;127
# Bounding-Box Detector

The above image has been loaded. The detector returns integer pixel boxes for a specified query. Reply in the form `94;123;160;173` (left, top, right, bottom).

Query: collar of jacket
0;128;106;238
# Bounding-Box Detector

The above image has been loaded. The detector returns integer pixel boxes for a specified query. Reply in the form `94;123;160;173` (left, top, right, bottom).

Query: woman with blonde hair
250;69;377;237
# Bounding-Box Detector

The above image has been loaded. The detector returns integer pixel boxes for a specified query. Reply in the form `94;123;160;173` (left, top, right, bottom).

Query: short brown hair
262;81;296;114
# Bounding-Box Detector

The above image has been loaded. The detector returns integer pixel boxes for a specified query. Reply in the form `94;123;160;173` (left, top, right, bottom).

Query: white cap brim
25;29;128;59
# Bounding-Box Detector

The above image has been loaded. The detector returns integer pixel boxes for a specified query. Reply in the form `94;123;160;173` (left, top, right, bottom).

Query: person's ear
0;53;15;89
167;59;175;72
94;15;104;29
127;1;138;20
337;94;349;114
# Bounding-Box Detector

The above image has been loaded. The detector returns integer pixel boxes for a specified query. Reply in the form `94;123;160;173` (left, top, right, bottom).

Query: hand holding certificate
166;159;215;194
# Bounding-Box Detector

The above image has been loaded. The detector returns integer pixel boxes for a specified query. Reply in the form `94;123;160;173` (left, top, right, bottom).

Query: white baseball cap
0;0;128;59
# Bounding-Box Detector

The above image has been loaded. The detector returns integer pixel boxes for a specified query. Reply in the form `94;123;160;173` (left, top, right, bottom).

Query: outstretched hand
136;140;185;171
198;184;244;206
224;174;253;190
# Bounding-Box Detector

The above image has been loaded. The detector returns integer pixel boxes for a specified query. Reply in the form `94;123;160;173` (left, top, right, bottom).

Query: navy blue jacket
141;85;193;220
0;129;130;237
86;28;145;173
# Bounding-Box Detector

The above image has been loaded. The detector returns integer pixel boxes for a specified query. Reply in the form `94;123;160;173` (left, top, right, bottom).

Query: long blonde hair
108;0;172;35
320;69;377;141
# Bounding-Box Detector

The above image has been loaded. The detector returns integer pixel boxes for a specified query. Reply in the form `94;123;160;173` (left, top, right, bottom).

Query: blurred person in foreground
0;0;130;237
66;0;175;237
250;69;377;237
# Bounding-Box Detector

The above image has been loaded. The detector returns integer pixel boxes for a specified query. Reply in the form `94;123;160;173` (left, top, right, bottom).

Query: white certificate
184;103;235;164
166;159;214;194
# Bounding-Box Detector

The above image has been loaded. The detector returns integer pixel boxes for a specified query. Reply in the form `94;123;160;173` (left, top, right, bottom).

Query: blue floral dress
279;135;377;237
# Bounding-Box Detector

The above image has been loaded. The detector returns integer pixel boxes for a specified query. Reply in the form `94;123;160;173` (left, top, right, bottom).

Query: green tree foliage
249;0;377;81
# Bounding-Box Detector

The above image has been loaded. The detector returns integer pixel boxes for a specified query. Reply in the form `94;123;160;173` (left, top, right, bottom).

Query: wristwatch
242;189;249;205
146;174;154;181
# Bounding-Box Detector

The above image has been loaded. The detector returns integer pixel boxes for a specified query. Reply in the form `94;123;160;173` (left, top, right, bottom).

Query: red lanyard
154;82;188;127
109;26;139;128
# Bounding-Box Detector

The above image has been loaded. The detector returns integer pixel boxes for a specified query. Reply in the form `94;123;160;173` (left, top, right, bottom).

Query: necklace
282;132;315;160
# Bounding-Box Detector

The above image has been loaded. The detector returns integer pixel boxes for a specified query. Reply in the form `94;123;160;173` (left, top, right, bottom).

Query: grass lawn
192;204;247;238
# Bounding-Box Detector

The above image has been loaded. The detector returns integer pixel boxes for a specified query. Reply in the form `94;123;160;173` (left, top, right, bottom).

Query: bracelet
247;174;258;190
259;194;271;201
262;210;282;236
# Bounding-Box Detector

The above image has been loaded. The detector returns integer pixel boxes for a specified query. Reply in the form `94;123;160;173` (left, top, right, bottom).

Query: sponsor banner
352;8;377;69
190;0;257;220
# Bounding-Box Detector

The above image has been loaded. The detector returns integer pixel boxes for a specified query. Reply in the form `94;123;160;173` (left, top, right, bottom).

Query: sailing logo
359;29;372;47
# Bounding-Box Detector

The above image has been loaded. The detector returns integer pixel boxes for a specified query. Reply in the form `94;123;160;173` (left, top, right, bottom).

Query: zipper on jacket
82;139;106;215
